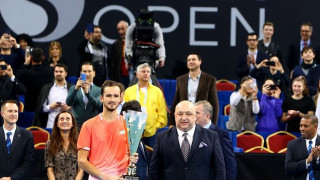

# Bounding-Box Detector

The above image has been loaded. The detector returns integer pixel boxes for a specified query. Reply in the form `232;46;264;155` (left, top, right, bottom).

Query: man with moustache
0;100;34;179
285;114;320;179
149;100;226;180
33;63;72;128
109;21;130;88
78;80;138;180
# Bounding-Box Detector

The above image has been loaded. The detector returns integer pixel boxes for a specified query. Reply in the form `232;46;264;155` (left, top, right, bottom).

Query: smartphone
80;73;86;81
25;46;31;57
86;24;94;33
269;85;277;90
265;61;275;66
56;102;61;105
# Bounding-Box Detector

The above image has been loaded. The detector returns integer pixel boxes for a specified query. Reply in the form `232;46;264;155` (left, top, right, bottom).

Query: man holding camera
66;62;102;130
0;59;26;125
236;32;269;80
0;32;25;72
33;63;72;128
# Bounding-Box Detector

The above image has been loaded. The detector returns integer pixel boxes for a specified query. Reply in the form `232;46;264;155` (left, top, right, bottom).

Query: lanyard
137;84;148;106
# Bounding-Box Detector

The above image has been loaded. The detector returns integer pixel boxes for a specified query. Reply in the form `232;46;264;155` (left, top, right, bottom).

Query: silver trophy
123;110;147;180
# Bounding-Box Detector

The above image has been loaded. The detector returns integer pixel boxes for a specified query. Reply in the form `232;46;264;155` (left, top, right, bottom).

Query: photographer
256;79;283;132
0;32;25;72
125;9;165;87
226;76;260;132
250;55;290;98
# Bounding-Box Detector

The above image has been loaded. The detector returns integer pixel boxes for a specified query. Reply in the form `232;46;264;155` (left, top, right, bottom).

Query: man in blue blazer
0;100;34;179
285;114;320;179
149;100;226;180
195;100;237;180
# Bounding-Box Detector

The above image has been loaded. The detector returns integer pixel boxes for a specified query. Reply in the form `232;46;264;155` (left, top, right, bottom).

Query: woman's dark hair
47;110;78;156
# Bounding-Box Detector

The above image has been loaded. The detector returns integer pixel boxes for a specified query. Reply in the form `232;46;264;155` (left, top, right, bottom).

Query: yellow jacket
124;83;167;137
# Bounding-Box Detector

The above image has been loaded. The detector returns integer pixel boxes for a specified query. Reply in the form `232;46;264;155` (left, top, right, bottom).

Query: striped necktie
308;140;315;180
181;133;190;162
6;132;12;154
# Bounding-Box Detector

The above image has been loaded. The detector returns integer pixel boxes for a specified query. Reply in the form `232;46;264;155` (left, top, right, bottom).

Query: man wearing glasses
287;22;320;71
236;32;268;80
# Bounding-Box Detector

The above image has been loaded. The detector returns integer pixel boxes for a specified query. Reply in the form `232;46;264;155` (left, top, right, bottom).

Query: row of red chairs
237;131;297;153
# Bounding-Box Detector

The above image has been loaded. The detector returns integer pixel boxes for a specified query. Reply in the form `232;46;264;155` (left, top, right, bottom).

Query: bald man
149;100;226;180
109;20;130;88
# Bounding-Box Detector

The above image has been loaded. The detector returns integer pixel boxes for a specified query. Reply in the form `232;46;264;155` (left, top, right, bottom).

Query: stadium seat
34;142;47;150
66;76;78;85
278;148;287;153
26;126;50;147
216;79;236;91
245;146;274;153
224;104;231;115
266;131;297;153
237;131;264;152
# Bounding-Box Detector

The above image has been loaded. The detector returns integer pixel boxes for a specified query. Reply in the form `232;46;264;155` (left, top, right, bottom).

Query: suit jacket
136;141;150;180
236;50;268;79
285;136;320;180
169;72;218;125
287;40;320;71
209;124;237;180
0;126;34;179
66;84;102;126
149;125;226;180
0;75;26;105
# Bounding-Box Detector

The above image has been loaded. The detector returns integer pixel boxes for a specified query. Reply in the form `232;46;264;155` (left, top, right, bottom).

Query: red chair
34;142;47;150
245;146;274;153
26;126;50;147
224;104;231;115
216;79;236;91
266;131;296;153
237;131;264;152
278;148;287;153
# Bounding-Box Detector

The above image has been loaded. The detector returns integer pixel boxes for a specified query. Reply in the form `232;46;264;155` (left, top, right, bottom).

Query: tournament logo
0;0;85;42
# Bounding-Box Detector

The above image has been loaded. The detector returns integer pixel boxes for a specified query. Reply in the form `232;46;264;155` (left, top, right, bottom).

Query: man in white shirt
33;64;72;128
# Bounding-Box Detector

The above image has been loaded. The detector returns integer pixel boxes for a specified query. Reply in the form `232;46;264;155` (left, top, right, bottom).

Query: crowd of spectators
2;15;320;179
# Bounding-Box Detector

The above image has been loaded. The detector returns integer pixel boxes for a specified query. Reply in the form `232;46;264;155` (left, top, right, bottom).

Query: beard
104;102;119;112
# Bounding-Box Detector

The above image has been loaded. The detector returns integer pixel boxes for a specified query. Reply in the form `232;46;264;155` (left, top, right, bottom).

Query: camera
0;65;7;70
265;61;275;66
269;85;277;90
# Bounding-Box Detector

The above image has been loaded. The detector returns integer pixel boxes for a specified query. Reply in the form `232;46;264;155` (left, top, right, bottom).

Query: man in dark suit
109;21;130;88
169;53;219;126
285;114;320;179
287;22;320;71
149;100;226;180
236;32;269;80
195;100;236;180
0;100;34;179
16;47;54;112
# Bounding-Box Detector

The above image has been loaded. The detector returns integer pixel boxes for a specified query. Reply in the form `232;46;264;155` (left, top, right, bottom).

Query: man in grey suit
0;100;34;179
66;62;102;130
169;53;219;126
285;114;320;179
149;100;226;180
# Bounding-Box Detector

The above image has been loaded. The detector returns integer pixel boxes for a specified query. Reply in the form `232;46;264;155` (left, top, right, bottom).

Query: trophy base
123;175;139;180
